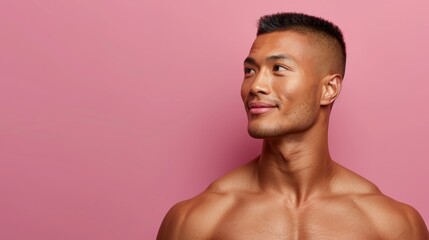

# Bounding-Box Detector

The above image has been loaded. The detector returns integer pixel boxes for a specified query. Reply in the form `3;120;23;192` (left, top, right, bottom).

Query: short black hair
257;12;346;76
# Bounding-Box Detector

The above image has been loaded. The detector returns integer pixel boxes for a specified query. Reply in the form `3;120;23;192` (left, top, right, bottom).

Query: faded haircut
257;12;346;76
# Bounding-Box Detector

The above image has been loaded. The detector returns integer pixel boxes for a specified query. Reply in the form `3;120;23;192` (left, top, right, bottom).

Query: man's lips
248;102;276;114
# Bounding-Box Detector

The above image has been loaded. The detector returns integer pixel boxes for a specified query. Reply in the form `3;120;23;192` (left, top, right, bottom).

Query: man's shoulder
333;164;428;239
156;191;229;239
352;192;428;239
332;163;381;195
156;161;256;240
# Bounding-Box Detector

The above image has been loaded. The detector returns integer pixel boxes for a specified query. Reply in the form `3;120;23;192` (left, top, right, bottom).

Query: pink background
1;0;428;239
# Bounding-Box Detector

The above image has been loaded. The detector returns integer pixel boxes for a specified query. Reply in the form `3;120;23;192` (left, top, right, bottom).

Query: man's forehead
248;31;313;62
252;30;311;45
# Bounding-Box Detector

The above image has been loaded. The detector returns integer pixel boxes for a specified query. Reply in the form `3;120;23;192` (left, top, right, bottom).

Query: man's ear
320;74;342;106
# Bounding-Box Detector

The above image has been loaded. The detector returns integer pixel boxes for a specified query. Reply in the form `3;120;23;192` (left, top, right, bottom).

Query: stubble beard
248;124;286;139
247;106;318;139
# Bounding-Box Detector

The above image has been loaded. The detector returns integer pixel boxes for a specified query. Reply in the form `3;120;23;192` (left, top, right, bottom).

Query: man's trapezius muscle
157;13;429;240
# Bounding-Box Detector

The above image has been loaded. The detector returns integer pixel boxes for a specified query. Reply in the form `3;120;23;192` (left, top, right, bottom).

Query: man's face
241;30;326;139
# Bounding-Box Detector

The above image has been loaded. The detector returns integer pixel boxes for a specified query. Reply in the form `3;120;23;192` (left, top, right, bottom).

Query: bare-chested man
157;12;429;239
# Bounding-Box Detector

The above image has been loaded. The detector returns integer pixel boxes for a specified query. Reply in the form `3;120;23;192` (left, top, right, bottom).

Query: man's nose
249;70;271;96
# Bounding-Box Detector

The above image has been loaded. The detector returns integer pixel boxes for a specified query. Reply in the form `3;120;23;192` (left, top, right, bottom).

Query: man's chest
209;200;381;240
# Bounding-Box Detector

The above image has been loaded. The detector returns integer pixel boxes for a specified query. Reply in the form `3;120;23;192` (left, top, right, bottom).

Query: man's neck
256;127;336;207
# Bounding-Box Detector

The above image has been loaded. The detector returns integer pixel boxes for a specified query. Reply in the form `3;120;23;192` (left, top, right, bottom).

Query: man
157;12;428;239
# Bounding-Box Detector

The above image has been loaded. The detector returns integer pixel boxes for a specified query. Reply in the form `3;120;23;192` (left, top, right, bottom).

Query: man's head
241;13;346;139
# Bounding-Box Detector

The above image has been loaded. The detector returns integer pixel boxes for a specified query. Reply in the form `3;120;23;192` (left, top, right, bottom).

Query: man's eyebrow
266;54;293;62
244;54;295;65
244;57;257;65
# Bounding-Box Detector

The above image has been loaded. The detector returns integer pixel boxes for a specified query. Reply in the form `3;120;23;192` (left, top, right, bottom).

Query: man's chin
247;127;282;139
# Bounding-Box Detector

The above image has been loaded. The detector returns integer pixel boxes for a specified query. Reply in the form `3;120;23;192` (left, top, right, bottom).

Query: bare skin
157;31;429;240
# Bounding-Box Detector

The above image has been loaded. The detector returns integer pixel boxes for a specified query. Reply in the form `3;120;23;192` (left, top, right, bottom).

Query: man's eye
273;65;288;72
244;67;256;75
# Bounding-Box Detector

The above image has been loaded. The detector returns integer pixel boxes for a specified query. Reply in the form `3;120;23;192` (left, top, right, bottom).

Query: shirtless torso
157;13;428;239
158;160;428;240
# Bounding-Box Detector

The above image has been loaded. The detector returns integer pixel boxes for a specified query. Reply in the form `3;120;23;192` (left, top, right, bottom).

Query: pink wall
1;0;428;239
